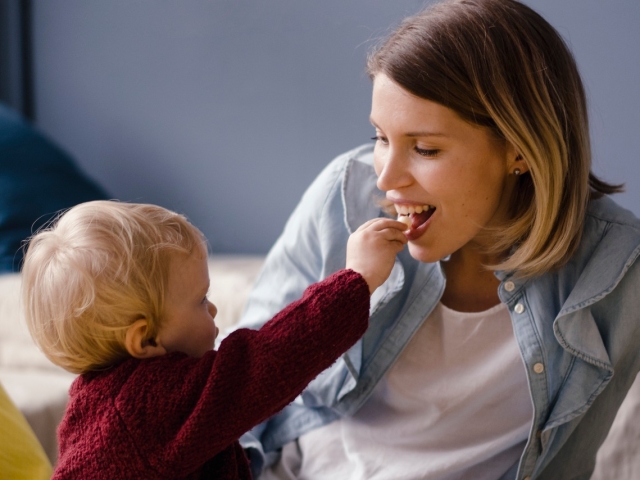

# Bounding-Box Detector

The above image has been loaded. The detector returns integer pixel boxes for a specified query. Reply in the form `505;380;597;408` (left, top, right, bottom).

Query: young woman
235;0;640;479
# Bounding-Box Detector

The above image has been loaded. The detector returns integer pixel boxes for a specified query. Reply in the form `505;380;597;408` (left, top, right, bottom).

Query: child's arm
114;218;407;477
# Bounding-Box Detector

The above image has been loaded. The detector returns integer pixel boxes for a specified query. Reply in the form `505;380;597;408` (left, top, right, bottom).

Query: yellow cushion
0;382;52;480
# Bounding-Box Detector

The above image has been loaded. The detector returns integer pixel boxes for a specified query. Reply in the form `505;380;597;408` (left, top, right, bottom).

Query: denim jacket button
533;362;545;374
514;303;525;314
504;281;515;292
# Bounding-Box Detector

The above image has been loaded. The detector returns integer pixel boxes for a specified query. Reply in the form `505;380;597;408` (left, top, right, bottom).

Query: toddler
21;200;407;479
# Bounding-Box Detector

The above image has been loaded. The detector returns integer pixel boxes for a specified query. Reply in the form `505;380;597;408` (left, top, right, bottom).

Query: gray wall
29;0;640;254
0;0;24;112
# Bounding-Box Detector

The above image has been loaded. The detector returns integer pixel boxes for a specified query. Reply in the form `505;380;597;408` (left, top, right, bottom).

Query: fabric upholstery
0;381;52;479
0;103;108;272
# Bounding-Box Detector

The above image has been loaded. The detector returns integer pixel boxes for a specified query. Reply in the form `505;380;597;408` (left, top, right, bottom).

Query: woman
236;0;640;478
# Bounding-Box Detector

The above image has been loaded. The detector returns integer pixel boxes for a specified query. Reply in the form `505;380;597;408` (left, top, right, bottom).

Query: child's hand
346;218;409;294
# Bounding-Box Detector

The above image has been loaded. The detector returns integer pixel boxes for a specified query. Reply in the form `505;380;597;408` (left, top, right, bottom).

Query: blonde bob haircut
367;0;622;277
21;201;207;374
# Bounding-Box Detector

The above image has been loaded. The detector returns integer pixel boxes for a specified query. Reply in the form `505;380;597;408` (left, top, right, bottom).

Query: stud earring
513;168;522;176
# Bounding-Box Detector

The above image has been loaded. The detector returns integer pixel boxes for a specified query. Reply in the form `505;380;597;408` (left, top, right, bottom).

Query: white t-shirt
264;301;533;480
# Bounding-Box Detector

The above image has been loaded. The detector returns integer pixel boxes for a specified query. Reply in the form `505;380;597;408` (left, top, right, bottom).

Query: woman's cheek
373;151;385;178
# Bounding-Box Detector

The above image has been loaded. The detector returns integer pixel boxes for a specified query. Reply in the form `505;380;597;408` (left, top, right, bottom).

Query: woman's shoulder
558;196;640;312
336;143;385;233
314;143;376;194
309;143;375;186
583;196;640;262
295;143;382;234
586;195;640;231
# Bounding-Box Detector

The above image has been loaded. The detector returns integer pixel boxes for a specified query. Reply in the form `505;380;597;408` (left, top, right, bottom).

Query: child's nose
207;301;217;319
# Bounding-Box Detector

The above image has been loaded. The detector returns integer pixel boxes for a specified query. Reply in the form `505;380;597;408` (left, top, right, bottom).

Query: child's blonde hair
21;200;207;374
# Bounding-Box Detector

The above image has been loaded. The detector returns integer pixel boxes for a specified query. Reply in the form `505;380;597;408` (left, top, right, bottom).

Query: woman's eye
371;135;389;145
415;147;439;158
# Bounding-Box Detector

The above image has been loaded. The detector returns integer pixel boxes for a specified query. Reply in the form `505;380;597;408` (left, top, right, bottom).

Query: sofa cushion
0;103;108;272
0;370;73;466
0;380;52;478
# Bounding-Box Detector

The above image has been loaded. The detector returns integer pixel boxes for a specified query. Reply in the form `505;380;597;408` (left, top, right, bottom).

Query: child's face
157;250;218;357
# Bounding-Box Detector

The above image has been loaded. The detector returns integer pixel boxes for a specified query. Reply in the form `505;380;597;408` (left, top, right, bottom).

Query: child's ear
125;319;167;359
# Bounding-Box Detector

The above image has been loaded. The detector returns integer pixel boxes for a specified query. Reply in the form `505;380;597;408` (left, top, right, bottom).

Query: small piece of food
398;215;412;228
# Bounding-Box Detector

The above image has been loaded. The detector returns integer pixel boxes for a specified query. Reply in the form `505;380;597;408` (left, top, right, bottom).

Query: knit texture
52;269;369;479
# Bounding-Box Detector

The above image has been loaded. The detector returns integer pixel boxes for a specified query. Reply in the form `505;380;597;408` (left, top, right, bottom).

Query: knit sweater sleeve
115;268;370;477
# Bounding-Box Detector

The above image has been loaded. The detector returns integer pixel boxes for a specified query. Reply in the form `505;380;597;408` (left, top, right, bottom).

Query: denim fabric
237;144;640;480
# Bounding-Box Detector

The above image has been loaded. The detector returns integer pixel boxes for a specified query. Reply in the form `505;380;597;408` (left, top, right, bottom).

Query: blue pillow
0;103;108;272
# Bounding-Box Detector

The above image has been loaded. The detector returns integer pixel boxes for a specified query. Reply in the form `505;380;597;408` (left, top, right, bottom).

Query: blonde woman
236;0;640;479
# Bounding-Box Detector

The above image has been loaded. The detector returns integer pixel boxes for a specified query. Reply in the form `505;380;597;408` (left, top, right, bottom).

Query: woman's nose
375;147;413;192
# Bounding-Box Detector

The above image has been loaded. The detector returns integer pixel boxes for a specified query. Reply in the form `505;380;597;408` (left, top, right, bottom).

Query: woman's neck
439;248;503;313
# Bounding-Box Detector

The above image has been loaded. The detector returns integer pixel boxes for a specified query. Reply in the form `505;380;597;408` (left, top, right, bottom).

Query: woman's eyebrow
370;118;449;138
405;131;449;138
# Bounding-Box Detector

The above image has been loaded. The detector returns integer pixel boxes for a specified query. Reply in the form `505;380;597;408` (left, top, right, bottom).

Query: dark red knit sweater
52;269;369;479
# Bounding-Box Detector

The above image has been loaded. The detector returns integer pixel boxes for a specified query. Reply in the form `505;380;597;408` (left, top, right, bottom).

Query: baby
21;200;407;479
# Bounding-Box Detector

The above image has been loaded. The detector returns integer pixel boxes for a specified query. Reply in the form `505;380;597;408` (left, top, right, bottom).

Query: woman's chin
407;243;446;264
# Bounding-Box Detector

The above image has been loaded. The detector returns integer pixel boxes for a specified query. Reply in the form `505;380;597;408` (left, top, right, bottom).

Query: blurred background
1;0;639;254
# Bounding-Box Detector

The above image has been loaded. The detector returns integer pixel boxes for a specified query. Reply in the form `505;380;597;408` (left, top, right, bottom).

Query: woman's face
371;74;519;264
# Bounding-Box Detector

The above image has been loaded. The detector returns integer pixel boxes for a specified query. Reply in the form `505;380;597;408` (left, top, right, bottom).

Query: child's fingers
357;217;410;233
372;220;410;245
383;228;409;246
354;219;409;247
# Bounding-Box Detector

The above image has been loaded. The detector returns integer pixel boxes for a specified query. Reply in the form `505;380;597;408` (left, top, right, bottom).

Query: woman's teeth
395;204;434;215
396;204;435;230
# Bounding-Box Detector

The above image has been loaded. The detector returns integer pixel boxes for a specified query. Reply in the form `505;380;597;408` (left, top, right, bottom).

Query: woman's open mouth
396;204;436;240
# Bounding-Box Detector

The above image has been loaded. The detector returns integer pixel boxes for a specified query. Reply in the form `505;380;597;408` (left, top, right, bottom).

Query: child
21;200;407;479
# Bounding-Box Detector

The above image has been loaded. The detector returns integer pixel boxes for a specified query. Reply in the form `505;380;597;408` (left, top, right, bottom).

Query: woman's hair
367;0;623;276
21;201;207;374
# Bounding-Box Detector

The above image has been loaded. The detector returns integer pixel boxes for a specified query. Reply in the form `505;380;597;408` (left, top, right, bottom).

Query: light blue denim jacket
237;144;640;480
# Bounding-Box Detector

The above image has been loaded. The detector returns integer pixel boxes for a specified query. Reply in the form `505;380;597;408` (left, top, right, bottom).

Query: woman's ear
505;142;529;176
507;147;529;177
510;153;529;176
125;319;167;359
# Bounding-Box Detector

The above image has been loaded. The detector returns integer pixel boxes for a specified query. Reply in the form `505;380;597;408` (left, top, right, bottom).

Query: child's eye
201;295;209;304
415;147;439;158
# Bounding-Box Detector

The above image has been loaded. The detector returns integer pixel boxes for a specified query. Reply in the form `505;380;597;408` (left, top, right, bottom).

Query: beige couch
1;254;638;478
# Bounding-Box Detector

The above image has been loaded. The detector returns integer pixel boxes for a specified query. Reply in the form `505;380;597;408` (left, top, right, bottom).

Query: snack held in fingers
397;214;413;229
